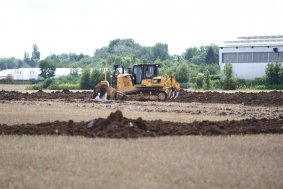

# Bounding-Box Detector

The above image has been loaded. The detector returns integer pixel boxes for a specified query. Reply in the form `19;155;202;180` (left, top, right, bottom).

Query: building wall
219;46;283;79
0;68;82;81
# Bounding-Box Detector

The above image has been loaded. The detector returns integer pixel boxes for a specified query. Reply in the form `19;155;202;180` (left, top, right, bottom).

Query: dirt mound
1;110;282;138
172;90;283;106
0;90;92;101
1;90;283;106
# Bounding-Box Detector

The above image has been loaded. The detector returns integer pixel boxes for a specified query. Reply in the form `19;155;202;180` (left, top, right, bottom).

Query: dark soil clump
1;111;282;138
1;90;283;106
172;90;283;106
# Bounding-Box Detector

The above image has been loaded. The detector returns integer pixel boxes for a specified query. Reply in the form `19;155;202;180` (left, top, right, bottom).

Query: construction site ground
0;88;282;189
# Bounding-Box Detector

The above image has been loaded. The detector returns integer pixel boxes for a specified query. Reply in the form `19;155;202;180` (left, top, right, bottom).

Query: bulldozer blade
168;91;172;98
94;93;108;101
174;91;179;99
170;90;176;99
94;93;107;101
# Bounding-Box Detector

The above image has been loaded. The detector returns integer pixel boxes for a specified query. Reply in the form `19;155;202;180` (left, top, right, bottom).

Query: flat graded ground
0;84;29;91
0;100;282;125
0;135;282;189
0;89;282;188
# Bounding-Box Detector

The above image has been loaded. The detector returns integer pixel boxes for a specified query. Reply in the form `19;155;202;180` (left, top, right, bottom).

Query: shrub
196;75;203;89
176;64;189;83
223;77;237;90
265;62;283;85
203;70;210;90
180;83;190;89
26;83;44;90
90;69;104;89
211;79;222;89
49;83;79;90
222;63;237;90
210;75;221;80
80;69;91;89
42;78;54;89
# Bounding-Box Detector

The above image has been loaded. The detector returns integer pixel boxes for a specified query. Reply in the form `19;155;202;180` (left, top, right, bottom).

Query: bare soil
1;88;283;188
1;110;282;138
1;135;282;189
1;89;283;106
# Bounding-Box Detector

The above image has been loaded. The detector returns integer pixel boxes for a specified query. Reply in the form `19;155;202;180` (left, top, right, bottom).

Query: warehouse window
222;51;282;63
253;52;268;63
223;53;237;63
279;52;283;62
237;53;253;63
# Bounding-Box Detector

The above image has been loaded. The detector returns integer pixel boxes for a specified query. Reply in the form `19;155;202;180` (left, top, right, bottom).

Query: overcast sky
0;0;283;59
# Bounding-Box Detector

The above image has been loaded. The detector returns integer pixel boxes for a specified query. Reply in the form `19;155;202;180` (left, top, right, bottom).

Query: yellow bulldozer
93;64;180;101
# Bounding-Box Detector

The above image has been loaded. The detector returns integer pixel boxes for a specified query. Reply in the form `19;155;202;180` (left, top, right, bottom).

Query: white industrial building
219;35;283;79
0;68;82;81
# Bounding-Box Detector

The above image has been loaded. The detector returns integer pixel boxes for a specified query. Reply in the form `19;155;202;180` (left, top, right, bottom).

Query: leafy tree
152;43;169;61
70;63;80;75
31;44;40;67
69;53;84;61
90;69;104;89
196;75;204;89
265;62;283;85
205;46;217;64
39;60;56;79
0;57;22;70
224;63;233;79
223;63;236;90
176;64;189;83
23;52;31;67
107;55;122;66
184;47;198;61
80;68;91;89
203;69;211;89
108;38;141;56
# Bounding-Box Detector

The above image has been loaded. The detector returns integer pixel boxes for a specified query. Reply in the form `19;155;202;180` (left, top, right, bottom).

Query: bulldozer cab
132;64;159;84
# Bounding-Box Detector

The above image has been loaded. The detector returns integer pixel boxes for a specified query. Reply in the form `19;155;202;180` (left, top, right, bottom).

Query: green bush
90;69;104;89
180;83;190;89
265;62;283;85
222;63;237;90
223;77;237;90
42;78;54;89
49;83;79;90
210;75;221;80
80;69;91;89
235;77;267;89
203;70;210;90
211;79;222;89
26;83;44;90
264;84;283;90
195;75;204;89
176;64;189;83
26;78;54;90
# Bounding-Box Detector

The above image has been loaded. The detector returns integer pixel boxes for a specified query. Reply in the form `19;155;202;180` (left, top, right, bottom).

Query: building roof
0;68;82;80
221;35;283;48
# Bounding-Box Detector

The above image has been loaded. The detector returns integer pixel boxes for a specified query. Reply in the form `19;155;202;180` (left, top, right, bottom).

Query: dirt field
0;135;282;189
0;89;283;188
1;110;283;138
0;84;29;91
1;89;283;106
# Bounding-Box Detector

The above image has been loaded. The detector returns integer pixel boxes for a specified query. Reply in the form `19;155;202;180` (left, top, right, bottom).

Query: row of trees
0;39;219;73
23;44;40;68
0;44;40;70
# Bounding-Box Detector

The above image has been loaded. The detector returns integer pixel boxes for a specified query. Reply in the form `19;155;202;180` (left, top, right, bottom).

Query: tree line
0;39;219;70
